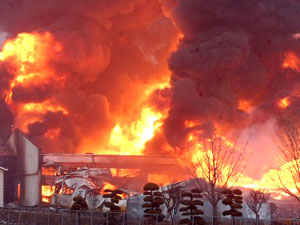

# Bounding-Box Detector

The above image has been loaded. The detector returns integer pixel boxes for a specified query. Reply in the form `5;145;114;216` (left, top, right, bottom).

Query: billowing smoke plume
161;0;300;150
144;0;300;178
1;0;300;181
0;0;178;152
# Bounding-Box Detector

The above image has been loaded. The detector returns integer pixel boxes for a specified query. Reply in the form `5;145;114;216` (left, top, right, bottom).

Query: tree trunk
256;214;259;225
231;216;235;225
212;203;218;225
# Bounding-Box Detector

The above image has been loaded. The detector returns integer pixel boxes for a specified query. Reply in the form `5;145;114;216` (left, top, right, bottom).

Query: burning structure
50;171;105;209
0;0;300;213
1;129;185;207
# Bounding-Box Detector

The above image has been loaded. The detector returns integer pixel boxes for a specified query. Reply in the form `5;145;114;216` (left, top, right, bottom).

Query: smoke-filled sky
0;0;300;180
0;0;178;152
161;0;300;178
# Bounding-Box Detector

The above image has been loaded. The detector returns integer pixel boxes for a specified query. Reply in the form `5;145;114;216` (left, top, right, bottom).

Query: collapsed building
1;129;186;207
0;128;273;221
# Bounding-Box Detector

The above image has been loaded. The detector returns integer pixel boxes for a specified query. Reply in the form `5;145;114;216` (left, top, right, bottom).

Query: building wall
0;167;8;207
8;129;41;206
126;194;272;221
201;199;271;219
0;156;17;204
0;169;4;207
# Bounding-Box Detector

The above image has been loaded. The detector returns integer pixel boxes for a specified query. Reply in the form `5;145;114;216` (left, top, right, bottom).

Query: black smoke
163;0;300;151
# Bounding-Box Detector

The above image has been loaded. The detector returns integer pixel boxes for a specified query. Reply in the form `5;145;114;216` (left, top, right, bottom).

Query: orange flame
282;52;300;72
238;99;252;112
278;97;290;108
232;159;300;199
106;107;164;155
110;168;140;177
45;128;61;140
0;32;63;98
0;31;295;198
41;185;55;203
0;32;68;136
101;182;117;194
181;131;293;198
22;100;69;115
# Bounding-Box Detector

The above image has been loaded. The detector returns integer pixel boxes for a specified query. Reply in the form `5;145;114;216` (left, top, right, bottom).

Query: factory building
1;129;186;206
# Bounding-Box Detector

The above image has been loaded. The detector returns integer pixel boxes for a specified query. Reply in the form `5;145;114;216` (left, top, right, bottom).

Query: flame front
282;52;300;72
0;33;63;99
0;31;293;197
0;32;67;135
108;107;164;155
1;3;300;199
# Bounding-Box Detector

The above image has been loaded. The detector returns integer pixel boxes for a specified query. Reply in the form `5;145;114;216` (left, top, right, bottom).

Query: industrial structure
0;167;7;207
1;129;186;206
0;129;274;221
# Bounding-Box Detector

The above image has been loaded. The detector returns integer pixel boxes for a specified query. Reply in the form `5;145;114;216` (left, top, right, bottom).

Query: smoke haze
0;0;300;180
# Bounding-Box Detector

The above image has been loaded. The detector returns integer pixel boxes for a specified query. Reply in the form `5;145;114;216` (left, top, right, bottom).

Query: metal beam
41;154;185;174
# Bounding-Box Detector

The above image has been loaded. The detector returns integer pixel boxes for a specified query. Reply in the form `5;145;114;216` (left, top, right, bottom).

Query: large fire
108;107;164;155
0;32;63;99
0;28;299;199
0;32;66;134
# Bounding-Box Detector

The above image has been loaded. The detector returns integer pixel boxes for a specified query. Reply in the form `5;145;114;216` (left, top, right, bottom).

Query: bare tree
183;135;246;225
161;184;182;223
275;120;300;202
246;190;270;225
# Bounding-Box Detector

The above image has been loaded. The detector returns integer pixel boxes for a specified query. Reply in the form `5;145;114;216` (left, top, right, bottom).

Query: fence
0;208;299;225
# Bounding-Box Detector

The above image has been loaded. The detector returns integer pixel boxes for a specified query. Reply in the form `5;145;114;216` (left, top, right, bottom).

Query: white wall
8;129;41;206
0;169;4;207
127;194;271;222
199;199;271;220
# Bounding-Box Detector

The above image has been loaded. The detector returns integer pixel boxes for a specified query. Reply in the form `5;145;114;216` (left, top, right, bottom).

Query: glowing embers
108;107;163;155
278;97;290;109
282;52;300;72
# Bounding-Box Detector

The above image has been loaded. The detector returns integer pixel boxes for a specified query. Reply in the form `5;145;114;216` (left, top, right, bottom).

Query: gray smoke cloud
1;0;300;173
162;0;300;154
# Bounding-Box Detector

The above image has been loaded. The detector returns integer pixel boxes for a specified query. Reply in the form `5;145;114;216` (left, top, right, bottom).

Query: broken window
63;183;75;195
55;182;62;194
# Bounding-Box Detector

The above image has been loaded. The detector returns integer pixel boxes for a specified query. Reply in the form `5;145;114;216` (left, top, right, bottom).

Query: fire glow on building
0;0;300;204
